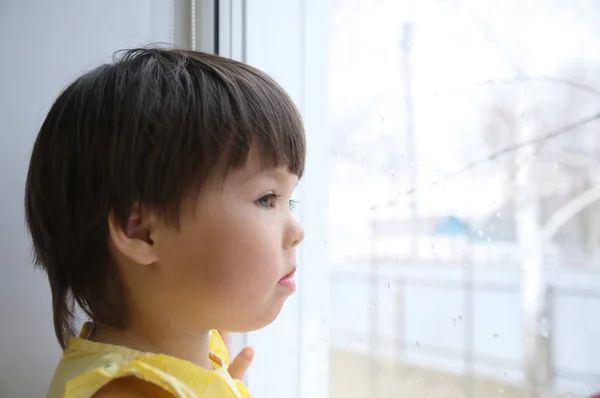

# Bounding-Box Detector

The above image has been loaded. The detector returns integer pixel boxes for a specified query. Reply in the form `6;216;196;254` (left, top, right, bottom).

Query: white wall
0;1;170;396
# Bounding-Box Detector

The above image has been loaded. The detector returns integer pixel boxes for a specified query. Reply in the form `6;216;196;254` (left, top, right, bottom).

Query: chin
229;301;287;333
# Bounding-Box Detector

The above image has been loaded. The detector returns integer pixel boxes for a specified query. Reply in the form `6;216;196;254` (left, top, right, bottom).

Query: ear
108;204;159;266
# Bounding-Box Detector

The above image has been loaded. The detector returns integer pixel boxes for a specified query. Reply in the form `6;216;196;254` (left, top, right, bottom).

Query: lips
280;269;296;281
278;268;296;291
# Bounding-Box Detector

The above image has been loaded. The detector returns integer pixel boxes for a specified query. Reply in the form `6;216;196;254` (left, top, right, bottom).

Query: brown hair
24;48;305;348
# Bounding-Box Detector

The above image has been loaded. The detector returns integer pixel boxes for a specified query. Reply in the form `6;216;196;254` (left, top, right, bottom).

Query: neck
91;317;211;369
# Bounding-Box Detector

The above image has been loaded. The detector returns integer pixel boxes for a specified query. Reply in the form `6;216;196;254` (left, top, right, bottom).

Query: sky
328;0;600;221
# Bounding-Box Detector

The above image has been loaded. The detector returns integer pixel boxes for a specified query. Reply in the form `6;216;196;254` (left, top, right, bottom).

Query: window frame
238;1;331;397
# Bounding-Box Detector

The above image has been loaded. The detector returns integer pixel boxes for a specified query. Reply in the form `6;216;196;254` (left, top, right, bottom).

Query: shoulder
91;377;174;398
52;330;238;398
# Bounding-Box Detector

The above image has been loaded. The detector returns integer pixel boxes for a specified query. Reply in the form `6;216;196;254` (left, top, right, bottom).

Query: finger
228;346;254;380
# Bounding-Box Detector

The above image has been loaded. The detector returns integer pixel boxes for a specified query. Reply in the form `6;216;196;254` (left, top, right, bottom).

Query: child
25;48;305;398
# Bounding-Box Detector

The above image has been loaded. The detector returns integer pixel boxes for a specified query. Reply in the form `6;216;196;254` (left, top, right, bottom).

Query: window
239;1;600;397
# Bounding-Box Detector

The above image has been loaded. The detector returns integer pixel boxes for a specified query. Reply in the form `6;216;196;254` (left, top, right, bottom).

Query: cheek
172;210;282;297
205;216;282;288
152;207;290;330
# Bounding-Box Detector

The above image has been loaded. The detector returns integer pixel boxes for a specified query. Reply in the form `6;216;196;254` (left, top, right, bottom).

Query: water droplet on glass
380;116;385;122
478;229;484;237
453;318;456;326
415;341;420;348
458;315;463;321
496;212;502;218
386;282;391;289
542;329;550;338
337;152;342;158
540;318;551;338
498;388;505;393
494;333;499;338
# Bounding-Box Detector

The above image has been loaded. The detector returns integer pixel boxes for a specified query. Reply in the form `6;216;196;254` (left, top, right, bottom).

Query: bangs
213;64;306;177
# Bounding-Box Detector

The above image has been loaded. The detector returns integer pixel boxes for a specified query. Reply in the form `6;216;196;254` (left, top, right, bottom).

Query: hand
219;331;254;380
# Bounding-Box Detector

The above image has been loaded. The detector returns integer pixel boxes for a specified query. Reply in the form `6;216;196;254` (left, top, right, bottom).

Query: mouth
278;268;297;291
280;268;296;281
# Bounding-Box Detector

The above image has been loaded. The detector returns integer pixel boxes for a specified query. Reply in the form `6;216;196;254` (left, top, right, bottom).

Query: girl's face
123;148;304;334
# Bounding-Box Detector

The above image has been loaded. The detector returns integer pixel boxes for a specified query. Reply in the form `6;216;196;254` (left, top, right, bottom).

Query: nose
288;217;305;248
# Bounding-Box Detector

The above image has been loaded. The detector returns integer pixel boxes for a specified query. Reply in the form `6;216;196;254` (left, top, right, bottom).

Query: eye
255;193;278;209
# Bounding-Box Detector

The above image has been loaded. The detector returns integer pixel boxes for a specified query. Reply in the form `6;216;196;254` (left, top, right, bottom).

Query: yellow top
46;323;251;398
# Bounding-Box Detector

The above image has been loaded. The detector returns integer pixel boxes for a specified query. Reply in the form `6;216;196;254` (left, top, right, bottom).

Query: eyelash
256;193;298;211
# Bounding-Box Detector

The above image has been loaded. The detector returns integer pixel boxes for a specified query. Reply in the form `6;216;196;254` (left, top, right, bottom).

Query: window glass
328;1;600;397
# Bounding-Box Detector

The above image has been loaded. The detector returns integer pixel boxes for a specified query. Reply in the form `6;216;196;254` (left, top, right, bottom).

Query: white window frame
242;2;331;397
171;1;331;397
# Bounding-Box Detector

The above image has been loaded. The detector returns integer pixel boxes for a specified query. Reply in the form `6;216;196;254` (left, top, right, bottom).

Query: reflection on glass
327;1;600;397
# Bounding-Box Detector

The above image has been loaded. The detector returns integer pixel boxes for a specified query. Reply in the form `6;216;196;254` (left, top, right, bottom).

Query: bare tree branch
403;110;600;195
475;76;600;97
510;145;543;179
